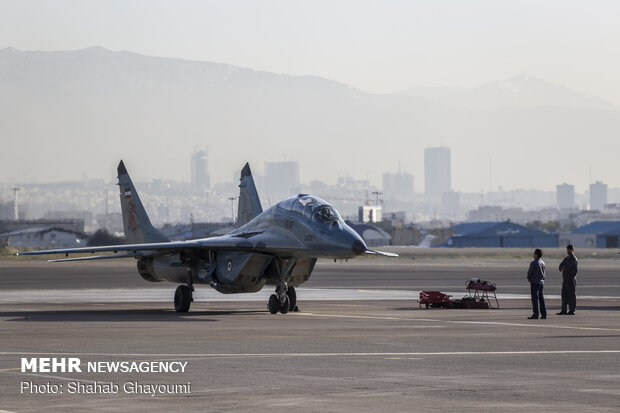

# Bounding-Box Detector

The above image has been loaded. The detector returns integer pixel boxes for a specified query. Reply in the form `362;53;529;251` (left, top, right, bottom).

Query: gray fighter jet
17;161;397;314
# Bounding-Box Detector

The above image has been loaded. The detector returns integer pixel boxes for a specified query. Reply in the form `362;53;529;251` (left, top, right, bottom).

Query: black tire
174;285;191;312
286;287;297;311
268;294;279;314
280;295;290;314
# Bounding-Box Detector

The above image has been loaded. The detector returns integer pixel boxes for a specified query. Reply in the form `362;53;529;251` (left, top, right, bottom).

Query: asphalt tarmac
1;256;620;412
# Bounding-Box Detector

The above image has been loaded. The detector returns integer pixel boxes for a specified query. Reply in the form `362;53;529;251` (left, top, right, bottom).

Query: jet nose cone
352;239;367;256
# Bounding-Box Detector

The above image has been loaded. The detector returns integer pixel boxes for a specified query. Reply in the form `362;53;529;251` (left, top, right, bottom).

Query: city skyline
3;168;619;233
3;152;618;208
1;148;618;198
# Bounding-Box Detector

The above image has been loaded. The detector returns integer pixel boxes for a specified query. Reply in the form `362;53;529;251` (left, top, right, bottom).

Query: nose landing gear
266;257;298;315
287;286;297;312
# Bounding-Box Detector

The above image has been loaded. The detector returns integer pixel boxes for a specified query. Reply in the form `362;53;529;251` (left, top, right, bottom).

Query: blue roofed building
443;221;558;248
566;221;620;248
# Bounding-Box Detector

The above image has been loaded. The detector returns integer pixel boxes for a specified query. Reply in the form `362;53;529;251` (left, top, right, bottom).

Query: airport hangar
442;221;558;248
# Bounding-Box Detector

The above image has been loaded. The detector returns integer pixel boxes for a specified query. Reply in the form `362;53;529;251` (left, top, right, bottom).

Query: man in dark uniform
527;248;546;319
558;244;578;315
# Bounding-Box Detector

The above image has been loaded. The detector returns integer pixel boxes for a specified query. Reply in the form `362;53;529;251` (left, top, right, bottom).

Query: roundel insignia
226;260;233;272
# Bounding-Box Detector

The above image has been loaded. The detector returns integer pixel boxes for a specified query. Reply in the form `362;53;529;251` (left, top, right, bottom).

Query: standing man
558;244;579;315
527;248;547;319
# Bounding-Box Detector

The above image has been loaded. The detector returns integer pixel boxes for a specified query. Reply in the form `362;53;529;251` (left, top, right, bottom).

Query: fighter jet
17;161;397;314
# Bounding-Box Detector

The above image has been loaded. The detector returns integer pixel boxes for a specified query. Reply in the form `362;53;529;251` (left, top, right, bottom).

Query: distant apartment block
264;161;300;197
589;181;607;211
337;176;370;191
191;149;210;190
382;171;414;199
467;206;563;224
358;205;382;223
556;183;575;209
424;147;451;197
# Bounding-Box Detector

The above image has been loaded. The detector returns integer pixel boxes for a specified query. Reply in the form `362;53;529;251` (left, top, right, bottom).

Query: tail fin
117;160;169;244
415;234;436;248
236;163;263;226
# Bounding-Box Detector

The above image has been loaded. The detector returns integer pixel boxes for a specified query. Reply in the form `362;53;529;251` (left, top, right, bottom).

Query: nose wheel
286;286;297;311
268;294;279;314
268;294;290;314
267;258;299;315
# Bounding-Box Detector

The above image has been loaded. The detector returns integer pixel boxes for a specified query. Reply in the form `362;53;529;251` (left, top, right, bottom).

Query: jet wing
47;253;144;262
15;239;206;257
16;231;309;260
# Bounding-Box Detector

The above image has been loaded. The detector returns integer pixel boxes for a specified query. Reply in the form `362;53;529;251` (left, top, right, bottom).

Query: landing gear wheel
268;294;279;314
280;295;290;314
286;286;297;312
174;285;192;312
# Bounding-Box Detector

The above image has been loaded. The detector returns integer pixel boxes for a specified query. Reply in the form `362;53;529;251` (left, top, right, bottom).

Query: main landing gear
268;285;297;314
175;256;194;312
174;285;193;312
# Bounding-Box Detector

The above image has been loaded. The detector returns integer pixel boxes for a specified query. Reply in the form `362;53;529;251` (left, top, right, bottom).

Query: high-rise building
264;161;300;197
556;183;575;209
590;181;607;211
191;150;210;191
382;171;414;199
424;147;451;197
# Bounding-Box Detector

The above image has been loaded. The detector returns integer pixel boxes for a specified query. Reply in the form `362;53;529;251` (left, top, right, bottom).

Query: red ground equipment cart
466;278;499;309
419;278;499;309
419;291;460;309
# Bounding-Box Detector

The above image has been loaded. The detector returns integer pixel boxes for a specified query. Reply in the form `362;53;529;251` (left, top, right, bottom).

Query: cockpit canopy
278;195;343;225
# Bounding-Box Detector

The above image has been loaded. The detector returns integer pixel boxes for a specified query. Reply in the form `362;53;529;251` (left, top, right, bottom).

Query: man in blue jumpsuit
527;248;546;319
558;245;578;315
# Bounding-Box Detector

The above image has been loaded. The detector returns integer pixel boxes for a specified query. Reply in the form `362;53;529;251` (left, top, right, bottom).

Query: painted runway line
296;312;404;321
1;288;619;303
2;350;620;358
448;320;620;332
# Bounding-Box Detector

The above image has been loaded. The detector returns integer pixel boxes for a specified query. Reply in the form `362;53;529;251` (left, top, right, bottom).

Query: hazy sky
2;0;620;104
2;1;620;193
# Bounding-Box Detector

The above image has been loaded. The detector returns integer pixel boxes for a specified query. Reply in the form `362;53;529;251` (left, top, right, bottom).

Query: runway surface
1;257;620;412
3;256;620;295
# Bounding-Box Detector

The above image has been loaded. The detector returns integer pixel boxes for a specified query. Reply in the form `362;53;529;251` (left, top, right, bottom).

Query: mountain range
398;74;615;111
1;46;619;192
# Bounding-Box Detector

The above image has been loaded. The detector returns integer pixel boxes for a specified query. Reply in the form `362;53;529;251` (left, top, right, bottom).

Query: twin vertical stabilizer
117;160;261;238
236;163;263;227
117;161;169;244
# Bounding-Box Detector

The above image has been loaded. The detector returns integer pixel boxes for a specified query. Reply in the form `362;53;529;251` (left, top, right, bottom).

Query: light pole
371;191;382;206
11;187;20;221
228;197;237;224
